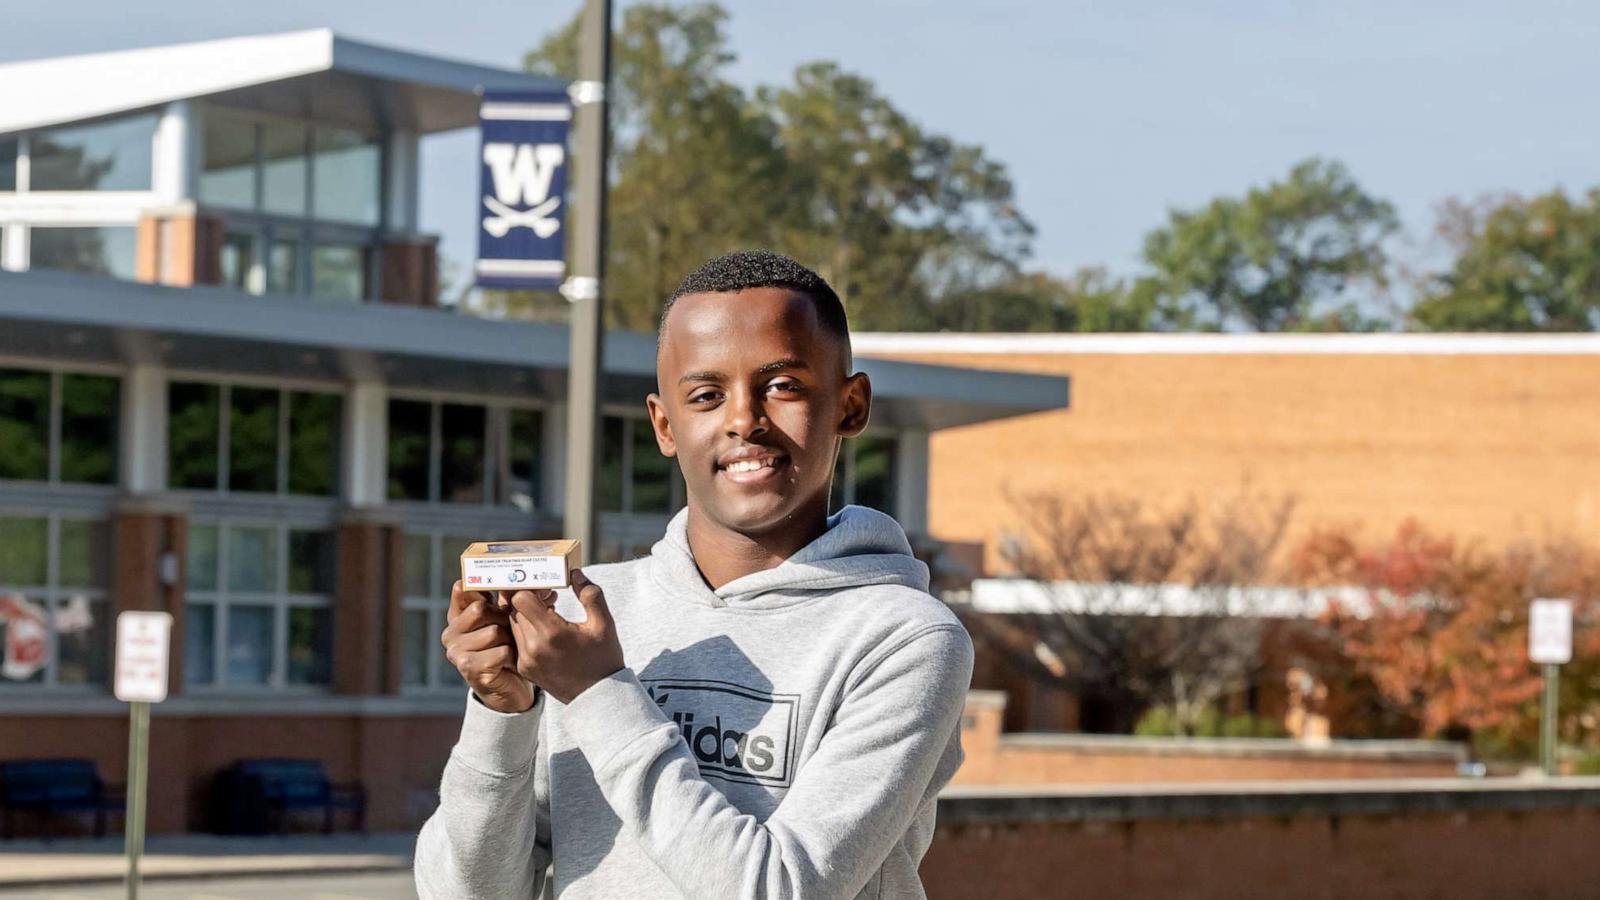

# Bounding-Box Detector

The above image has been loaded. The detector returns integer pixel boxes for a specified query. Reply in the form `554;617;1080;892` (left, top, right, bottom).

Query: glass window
632;419;672;514
853;436;898;513
186;522;335;691
499;408;543;511
439;404;485;504
29;112;157;191
54;595;108;686
0;516;110;690
58;520;109;589
227;526;279;593
404;532;479;692
266;238;299;294
286;606;331;685
311;242;366;301
59;374;119;485
437;535;475;597
402;534;431;597
200;109;258;210
261;120;308;217
386;399;431;501
184;604;216;685
287;530;335;595
187;524;219;592
401;609;429;687
219;232;259;293
312;127;381;226
227;386;279;493
224;604;274;685
168;382;220;490
0;138;16;191
0;517;48;586
29;227;138;280
0;368;50;481
287;392;340;496
598;416;626;512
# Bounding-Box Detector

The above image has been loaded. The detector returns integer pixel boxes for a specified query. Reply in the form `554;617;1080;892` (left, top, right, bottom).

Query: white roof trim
960;579;1373;620
853;332;1600;356
0;30;560;136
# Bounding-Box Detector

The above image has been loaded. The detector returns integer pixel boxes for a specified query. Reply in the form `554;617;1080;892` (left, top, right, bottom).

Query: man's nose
725;388;768;439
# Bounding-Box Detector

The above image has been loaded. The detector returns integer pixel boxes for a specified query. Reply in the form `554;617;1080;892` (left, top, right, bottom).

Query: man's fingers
569;569;615;631
450;623;511;653
506;589;561;628
448;598;510;635
449;580;493;620
457;645;515;682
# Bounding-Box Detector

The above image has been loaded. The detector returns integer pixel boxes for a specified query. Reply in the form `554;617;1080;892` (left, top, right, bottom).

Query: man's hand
442;580;537;714
503;569;624;705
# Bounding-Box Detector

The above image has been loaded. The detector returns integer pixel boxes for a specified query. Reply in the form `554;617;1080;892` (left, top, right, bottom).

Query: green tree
1141;158;1399;332
518;3;1034;332
917;268;1156;332
1411;191;1600;331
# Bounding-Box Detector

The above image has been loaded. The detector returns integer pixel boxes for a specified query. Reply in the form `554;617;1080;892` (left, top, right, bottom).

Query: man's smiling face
647;286;870;538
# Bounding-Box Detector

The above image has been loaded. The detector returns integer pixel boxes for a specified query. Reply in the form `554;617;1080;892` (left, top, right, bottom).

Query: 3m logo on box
459;540;580;591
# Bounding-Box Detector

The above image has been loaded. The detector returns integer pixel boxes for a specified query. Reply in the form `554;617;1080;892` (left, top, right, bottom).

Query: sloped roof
0;29;565;136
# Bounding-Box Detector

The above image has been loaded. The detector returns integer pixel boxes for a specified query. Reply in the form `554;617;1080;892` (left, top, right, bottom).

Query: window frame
164;371;343;498
0;112;166;277
385;390;549;511
0;362;122;489
0;511;114;693
832;429;900;513
196;103;387;300
183;519;336;693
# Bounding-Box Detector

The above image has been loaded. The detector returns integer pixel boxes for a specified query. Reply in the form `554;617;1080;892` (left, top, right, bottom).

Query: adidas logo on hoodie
645;679;799;787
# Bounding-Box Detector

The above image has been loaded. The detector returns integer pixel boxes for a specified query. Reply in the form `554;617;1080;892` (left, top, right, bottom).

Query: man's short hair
660;249;852;370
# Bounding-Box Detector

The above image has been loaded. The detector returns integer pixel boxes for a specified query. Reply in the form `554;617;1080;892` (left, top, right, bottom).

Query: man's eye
768;381;802;394
689;390;721;404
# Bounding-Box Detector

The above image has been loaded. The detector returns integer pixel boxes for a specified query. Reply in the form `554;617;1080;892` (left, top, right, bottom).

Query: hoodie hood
647;505;930;610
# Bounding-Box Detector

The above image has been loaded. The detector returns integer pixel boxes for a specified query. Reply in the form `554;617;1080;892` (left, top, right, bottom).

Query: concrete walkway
0;833;414;889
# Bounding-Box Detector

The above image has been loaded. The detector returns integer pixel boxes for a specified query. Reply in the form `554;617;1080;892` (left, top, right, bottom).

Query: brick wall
865;349;1600;572
953;691;1462;785
921;780;1600;899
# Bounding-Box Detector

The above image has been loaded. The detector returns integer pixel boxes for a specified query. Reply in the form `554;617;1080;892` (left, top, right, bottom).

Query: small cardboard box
460;539;581;591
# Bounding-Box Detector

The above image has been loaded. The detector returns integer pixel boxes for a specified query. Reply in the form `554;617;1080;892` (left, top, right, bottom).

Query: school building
0;31;1068;833
857;332;1600;734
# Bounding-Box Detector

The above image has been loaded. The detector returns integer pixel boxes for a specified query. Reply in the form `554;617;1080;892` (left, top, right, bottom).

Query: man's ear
837;372;872;437
645;393;677;457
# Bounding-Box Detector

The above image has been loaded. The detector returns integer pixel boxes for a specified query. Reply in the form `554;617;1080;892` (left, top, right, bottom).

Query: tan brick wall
869;351;1600;571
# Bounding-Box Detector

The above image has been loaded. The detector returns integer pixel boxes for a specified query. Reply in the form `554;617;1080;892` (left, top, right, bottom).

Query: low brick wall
955;691;1465;785
921;778;1600;899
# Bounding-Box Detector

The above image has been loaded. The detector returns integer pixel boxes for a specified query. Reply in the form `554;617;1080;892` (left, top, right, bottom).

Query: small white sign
1529;599;1573;666
115;611;172;703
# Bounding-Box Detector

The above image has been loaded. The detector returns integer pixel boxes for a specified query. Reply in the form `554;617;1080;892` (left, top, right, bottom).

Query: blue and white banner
475;90;573;290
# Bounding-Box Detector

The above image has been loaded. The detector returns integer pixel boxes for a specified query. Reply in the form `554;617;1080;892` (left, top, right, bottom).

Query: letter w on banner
476;91;573;289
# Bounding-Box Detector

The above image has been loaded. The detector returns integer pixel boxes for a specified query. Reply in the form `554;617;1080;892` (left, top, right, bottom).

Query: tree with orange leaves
1295;520;1600;757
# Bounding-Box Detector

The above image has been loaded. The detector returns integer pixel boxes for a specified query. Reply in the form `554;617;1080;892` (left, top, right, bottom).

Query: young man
415;250;974;899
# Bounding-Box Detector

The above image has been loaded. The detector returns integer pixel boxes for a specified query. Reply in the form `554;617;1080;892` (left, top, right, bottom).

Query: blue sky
6;0;1597;284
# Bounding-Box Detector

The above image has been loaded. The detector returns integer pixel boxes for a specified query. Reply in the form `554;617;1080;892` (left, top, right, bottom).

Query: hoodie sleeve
560;623;974;899
414;691;552;899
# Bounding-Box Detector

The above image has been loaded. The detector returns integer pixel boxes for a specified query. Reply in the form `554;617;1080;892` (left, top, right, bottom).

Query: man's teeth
726;458;776;473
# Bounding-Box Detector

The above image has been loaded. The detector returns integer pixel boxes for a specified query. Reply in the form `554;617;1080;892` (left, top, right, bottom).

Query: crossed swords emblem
483;196;562;239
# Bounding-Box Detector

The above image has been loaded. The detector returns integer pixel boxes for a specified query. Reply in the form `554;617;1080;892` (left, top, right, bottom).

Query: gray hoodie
414;505;974;899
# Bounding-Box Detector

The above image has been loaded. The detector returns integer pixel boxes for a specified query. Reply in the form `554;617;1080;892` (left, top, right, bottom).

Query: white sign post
115;611;171;900
1529;599;1573;777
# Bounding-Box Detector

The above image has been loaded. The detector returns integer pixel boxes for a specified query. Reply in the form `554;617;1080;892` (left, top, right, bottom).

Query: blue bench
219;759;366;835
0;758;124;840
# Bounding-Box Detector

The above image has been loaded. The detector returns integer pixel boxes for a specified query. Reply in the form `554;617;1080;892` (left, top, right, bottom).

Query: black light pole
562;0;612;557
